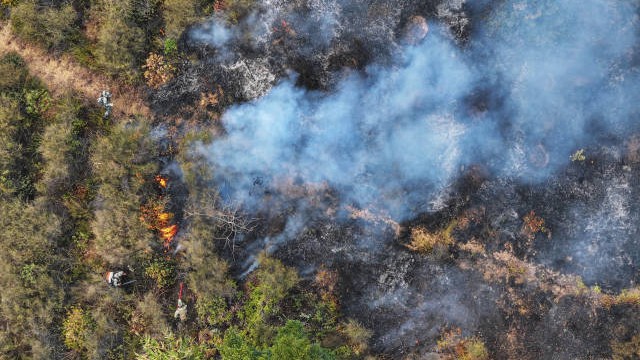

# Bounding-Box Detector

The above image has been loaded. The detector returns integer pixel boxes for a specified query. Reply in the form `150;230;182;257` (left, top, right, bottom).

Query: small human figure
105;271;126;287
97;90;113;118
174;299;188;321
174;282;188;321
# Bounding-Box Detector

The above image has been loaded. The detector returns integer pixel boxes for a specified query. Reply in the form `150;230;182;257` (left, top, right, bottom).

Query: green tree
0;94;22;197
130;293;170;339
183;213;236;299
195;295;231;327
0;52;29;92
267;321;334;360
91;120;157;263
241;254;299;345
63;306;96;353
0;53;48;201
93;0;147;79
219;328;259;360
0;200;65;358
11;0;78;50
162;0;202;39
38;119;73;198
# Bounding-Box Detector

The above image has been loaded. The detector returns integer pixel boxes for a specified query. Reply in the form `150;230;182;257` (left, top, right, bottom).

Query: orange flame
155;175;167;188
143;175;179;248
158;212;172;222
160;224;178;247
160;224;177;238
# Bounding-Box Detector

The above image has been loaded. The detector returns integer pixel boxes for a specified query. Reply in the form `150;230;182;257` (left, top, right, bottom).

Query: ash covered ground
155;0;640;358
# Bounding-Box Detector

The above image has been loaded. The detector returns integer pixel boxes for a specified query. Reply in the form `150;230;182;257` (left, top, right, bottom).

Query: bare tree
183;189;257;254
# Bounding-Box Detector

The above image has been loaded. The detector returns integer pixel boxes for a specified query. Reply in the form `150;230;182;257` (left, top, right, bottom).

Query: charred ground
1;0;640;359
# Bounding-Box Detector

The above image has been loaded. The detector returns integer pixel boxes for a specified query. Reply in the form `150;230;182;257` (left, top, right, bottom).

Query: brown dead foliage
521;210;550;240
405;221;457;254
436;328;489;360
347;205;401;236
143;53;176;89
315;266;339;307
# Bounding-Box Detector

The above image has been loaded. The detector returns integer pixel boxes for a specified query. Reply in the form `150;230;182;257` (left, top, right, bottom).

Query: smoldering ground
183;0;640;356
194;0;639;247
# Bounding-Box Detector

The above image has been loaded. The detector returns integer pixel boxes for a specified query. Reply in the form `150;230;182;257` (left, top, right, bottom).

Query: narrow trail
0;23;151;118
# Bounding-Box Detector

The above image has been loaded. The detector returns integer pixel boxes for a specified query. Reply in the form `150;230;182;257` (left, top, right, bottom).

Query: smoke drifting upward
205;33;470;220
477;0;640;180
185;1;640;354
197;0;639;221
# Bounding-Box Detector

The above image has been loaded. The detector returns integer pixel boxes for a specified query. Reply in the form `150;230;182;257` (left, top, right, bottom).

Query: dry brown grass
436;328;489;360
625;135;640;164
521;210;550;240
405;221;456;254
458;245;640;312
601;287;640;309
611;334;640;360
0;23;150;118
459;238;486;256
346;205;401;236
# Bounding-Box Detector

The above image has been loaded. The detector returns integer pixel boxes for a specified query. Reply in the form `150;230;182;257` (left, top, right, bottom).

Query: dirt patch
0;23;150;119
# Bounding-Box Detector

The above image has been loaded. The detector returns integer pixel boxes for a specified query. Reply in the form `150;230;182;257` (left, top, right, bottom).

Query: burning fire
140;176;179;249
160;224;178;243
158;212;172;222
155;175;168;188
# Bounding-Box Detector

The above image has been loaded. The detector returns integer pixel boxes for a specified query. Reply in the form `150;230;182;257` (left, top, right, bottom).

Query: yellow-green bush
63;307;95;352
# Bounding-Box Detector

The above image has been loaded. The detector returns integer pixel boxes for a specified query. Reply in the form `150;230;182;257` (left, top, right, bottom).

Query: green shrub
164;38;178;57
219;328;258;360
137;332;207;360
196;295;231;327
23;88;51;116
145;259;176;288
19;263;40;286
63;307;95;352
339;319;372;356
268;320;334;360
11;0;78;50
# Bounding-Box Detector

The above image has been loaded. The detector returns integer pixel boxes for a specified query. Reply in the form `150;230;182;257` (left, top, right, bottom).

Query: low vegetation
0;51;370;359
405;220;457;254
436;328;489;360
611;335;640;360
6;0;232;83
3;1;639;359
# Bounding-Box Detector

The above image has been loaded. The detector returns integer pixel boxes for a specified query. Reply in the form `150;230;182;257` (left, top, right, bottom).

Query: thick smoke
197;0;639;220
185;1;640;352
476;0;640;180
204;32;470;221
